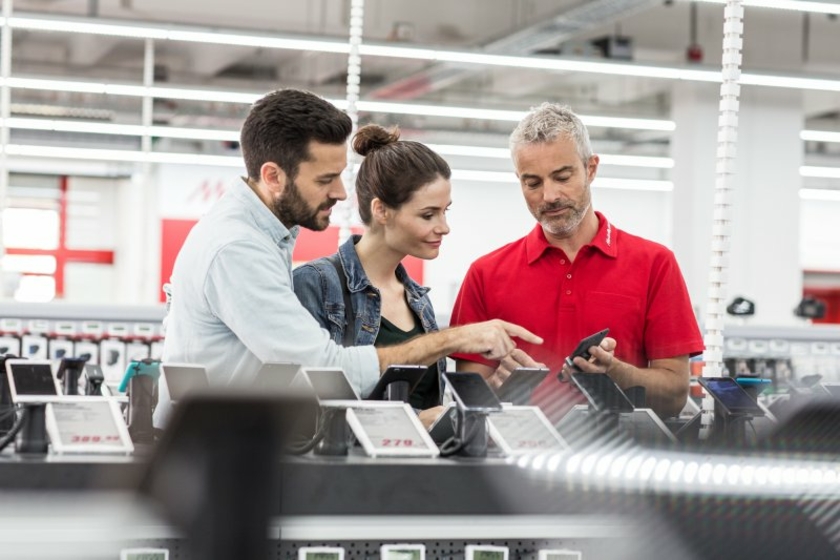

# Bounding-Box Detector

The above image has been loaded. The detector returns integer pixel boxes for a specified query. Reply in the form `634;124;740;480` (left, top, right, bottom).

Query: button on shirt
155;180;379;425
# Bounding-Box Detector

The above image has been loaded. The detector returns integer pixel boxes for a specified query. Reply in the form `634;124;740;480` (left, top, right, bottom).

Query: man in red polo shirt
450;102;704;423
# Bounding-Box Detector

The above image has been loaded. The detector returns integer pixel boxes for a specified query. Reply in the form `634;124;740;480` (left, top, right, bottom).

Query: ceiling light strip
2;76;676;131
4;14;840;92
800;188;840;202
3;144;242;167
693;0;840;16
801;165;840;179
801;130;840;143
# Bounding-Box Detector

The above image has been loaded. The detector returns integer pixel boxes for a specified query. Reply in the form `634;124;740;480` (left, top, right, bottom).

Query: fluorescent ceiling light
3;76;675;131
3;144;242;167
800;188;840;201
4;117;241;141
693;0;840;16
427;143;674;168
800;165;840;179
801;130;840;143
451;169;674;191
5;12;840;93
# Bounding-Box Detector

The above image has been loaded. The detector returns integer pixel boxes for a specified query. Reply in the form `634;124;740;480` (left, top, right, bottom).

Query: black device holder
709;407;751;448
17;403;48;454
62;366;84;396
454;408;490;458
314;407;351;456
128;374;157;445
385;380;412;402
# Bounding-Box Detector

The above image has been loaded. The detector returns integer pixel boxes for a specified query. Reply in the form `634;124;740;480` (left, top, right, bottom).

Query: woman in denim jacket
293;124;450;427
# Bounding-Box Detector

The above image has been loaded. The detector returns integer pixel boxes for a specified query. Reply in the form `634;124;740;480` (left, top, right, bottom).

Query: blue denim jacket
293;235;445;396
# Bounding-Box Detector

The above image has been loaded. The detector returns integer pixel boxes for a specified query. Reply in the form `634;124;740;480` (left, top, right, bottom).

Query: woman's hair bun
353;124;401;157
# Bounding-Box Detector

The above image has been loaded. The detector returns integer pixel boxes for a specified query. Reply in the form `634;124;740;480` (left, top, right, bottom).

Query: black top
376;315;440;410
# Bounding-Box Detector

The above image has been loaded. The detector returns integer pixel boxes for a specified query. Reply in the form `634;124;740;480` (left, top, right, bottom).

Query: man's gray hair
509;102;593;163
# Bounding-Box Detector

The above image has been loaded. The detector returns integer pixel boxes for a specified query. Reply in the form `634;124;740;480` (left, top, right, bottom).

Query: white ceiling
6;0;840;162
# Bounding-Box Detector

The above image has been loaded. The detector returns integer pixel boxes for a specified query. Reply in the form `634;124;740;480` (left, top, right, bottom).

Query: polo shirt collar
525;211;618;264
232;178;299;247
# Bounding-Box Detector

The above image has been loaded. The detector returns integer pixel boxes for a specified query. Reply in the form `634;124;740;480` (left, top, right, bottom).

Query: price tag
120;549;168;560
465;545;509;560
345;403;439;458
298;547;345;560
381;544;425;560
538;550;582;560
486;405;568;455
46;397;133;455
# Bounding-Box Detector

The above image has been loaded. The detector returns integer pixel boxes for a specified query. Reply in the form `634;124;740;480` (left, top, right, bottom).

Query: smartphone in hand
564;328;610;372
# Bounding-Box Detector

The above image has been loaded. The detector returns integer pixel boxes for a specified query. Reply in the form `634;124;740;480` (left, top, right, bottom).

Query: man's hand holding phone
559;328;617;382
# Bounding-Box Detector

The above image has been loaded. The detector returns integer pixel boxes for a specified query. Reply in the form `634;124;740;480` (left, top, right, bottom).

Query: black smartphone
564;328;610;372
55;356;88;380
443;372;503;413
495;366;549;405
571;372;635;413
698;377;764;417
366;364;429;401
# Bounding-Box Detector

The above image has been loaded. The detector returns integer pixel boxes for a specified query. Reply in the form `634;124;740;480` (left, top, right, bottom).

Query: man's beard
274;177;335;231
538;183;591;237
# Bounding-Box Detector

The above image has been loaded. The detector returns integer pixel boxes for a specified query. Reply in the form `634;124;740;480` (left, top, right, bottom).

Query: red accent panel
803;288;840;325
160;219;198;303
159;222;425;303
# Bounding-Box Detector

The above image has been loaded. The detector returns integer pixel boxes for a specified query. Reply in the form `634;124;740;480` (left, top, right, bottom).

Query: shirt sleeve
448;261;496;369
203;239;380;396
644;250;705;360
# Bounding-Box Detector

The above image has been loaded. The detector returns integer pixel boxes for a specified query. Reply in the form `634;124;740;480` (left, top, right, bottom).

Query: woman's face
382;176;452;260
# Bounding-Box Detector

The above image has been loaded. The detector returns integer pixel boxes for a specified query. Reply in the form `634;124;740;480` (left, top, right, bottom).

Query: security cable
0;406;25;453
285;407;336;456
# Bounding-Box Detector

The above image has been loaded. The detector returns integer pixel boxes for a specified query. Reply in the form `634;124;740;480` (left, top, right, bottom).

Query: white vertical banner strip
337;0;365;246
0;0;12;296
700;0;745;439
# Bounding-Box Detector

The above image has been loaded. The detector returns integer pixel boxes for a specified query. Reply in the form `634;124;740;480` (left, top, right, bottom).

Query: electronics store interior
1;0;840;559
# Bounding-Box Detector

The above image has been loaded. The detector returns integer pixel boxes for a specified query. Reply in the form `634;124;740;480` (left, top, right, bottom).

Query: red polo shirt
450;212;704;422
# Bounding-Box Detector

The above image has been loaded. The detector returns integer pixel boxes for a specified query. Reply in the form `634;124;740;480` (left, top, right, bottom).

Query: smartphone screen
496;367;549;405
699;377;764;416
571;373;634;412
443;372;502;412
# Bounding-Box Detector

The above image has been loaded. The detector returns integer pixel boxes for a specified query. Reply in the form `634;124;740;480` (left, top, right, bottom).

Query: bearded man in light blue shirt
157;88;541;425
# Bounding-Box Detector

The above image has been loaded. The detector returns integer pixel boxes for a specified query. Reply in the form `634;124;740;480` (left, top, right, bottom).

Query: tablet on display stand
5;359;62;403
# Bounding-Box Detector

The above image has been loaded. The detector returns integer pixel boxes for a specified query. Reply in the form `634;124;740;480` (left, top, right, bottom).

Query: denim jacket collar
338;235;431;298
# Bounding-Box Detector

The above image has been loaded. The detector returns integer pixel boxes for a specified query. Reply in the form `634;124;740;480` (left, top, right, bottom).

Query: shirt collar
525;211;618;264
232;178;299;247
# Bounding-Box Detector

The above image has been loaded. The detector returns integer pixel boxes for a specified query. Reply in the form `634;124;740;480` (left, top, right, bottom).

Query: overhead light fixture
450;169;674;191
2;76;676;132
800;188;840;202
800;165;840;179
5;12;840;93
693;0;840;16
4;117;241;141
426;143;674;168
801;130;840;143
3;144;242;167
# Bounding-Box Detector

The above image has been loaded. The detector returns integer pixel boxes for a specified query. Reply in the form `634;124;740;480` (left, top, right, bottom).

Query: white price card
381;544;425;560
345;402;439;458
465;545;509;560
487;405;568;455
46;397;133;454
538;550;582;560
121;549;168;560
298;547;345;560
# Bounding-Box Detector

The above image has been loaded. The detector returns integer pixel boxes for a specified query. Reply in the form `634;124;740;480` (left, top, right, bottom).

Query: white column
671;83;803;326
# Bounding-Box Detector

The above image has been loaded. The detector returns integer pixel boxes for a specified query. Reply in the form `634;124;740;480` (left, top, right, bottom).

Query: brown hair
353;124;451;225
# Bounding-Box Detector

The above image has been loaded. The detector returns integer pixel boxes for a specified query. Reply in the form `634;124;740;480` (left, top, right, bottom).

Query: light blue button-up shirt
155;179;379;425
